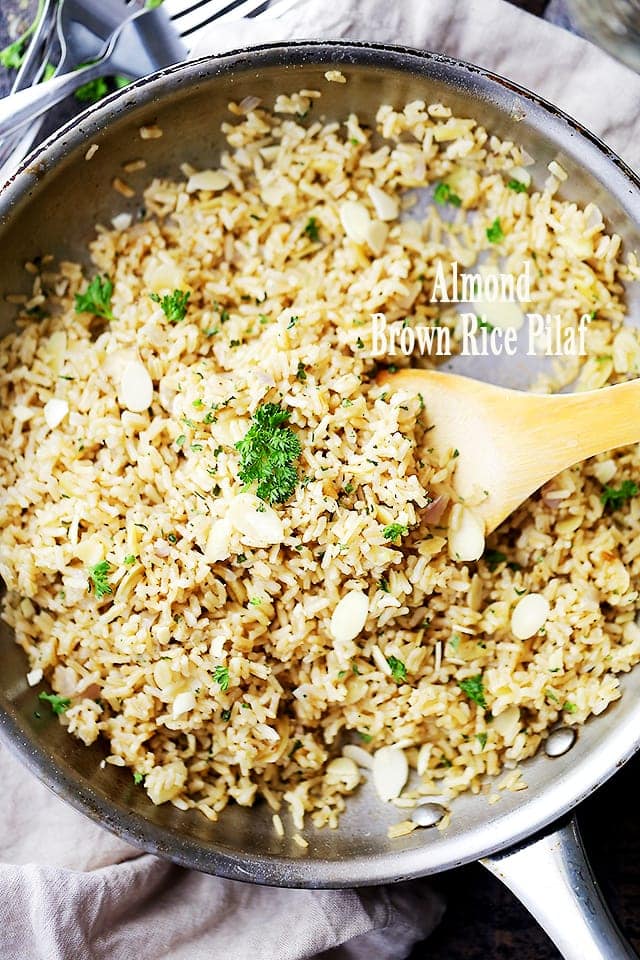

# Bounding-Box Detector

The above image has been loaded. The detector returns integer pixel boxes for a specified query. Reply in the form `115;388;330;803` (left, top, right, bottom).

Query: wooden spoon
379;367;640;534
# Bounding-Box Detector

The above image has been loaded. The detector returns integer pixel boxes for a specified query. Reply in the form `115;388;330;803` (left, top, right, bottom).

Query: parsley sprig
74;275;115;321
38;691;71;715
89;560;112;600
459;673;486;708
386;656;407;683
486;218;505;244
600;480;638;511
150;289;190;323
434;182;462;207
303;216;320;241
0;0;47;70
383;523;408;542
236;402;301;505
212;665;230;691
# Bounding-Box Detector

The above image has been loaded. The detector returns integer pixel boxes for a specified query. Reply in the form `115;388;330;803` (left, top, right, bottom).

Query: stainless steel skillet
0;41;639;960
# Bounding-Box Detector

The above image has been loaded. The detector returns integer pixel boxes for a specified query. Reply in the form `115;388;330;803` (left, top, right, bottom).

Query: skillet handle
481;815;637;960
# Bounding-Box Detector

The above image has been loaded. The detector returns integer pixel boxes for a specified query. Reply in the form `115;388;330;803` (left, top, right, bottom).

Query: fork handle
0;62;106;140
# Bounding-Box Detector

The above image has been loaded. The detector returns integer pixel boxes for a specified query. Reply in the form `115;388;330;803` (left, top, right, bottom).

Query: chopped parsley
235;402;301;504
459;674;486;708
289;739;303;757
357;731;373;743
484;549;507;571
383;523;408;541
563;701;577;714
123;554;136;566
507;178;528;193
386;656;407;683
38;691;71;715
477;316;495;332
434;182;462;207
600;480;638;511
486;218;505;244
296;360;307;382
88;560;112;600
378;576;390;593
74;76;109;104
249;596;263;607
476;732;488;749
212;665;230;691
303;216;320;241
133;771;145;785
150;289;190;323
287;315;299;330
221;708;232;721
175;434;186;448
0;0;47;69
74;275;115;321
449;634;461;652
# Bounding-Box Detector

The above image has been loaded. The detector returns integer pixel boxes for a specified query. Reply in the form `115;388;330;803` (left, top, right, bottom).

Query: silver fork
0;0;304;140
0;0;138;173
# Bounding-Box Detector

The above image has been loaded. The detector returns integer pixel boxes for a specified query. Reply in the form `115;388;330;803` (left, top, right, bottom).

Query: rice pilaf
1;88;640;833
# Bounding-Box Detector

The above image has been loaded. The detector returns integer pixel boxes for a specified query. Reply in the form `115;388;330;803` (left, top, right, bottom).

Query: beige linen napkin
3;1;640;958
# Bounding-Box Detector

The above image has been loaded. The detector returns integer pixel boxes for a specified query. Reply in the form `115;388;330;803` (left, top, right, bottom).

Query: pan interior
1;43;640;887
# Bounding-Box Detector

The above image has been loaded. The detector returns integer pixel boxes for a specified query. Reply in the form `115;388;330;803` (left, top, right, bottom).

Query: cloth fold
3;1;640;958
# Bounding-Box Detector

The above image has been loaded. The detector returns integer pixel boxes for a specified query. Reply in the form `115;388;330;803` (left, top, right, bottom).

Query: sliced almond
43;398;68;430
373;746;409;801
119;360;153;413
330;590;369;644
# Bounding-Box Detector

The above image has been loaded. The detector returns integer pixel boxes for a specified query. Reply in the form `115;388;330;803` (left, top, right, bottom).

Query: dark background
0;1;638;958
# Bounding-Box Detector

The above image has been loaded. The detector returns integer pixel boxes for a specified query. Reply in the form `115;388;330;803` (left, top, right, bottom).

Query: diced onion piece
186;170;230;193
119;360;153;413
511;593;550;640
372;746;409;801
325;756;360;791
27;668;43;687
416;743;432;777
366;185;399;221
448;505;485;562
44;398;68;430
172;691;196;718
330;590;369;644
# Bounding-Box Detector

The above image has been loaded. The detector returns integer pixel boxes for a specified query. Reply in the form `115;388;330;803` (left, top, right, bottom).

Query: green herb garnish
303;217;320;241
476;732;488;748
434;182;462;207
486;218;505;244
133;771;145;785
296;361;307;382
74;275;115;320
38;691;71;715
357;731;373;743
74;76;109;104
459;674;486;708
563;701;577;714
221;708;232;721
383;523;408;542
484;549;507;572
507;178;528;193
600;480;638;511
123;554;136;566
150;289;190;323
235;402;301;505
0;0;47;69
212;665;230;691
88;560;112;600
386;656;407;683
